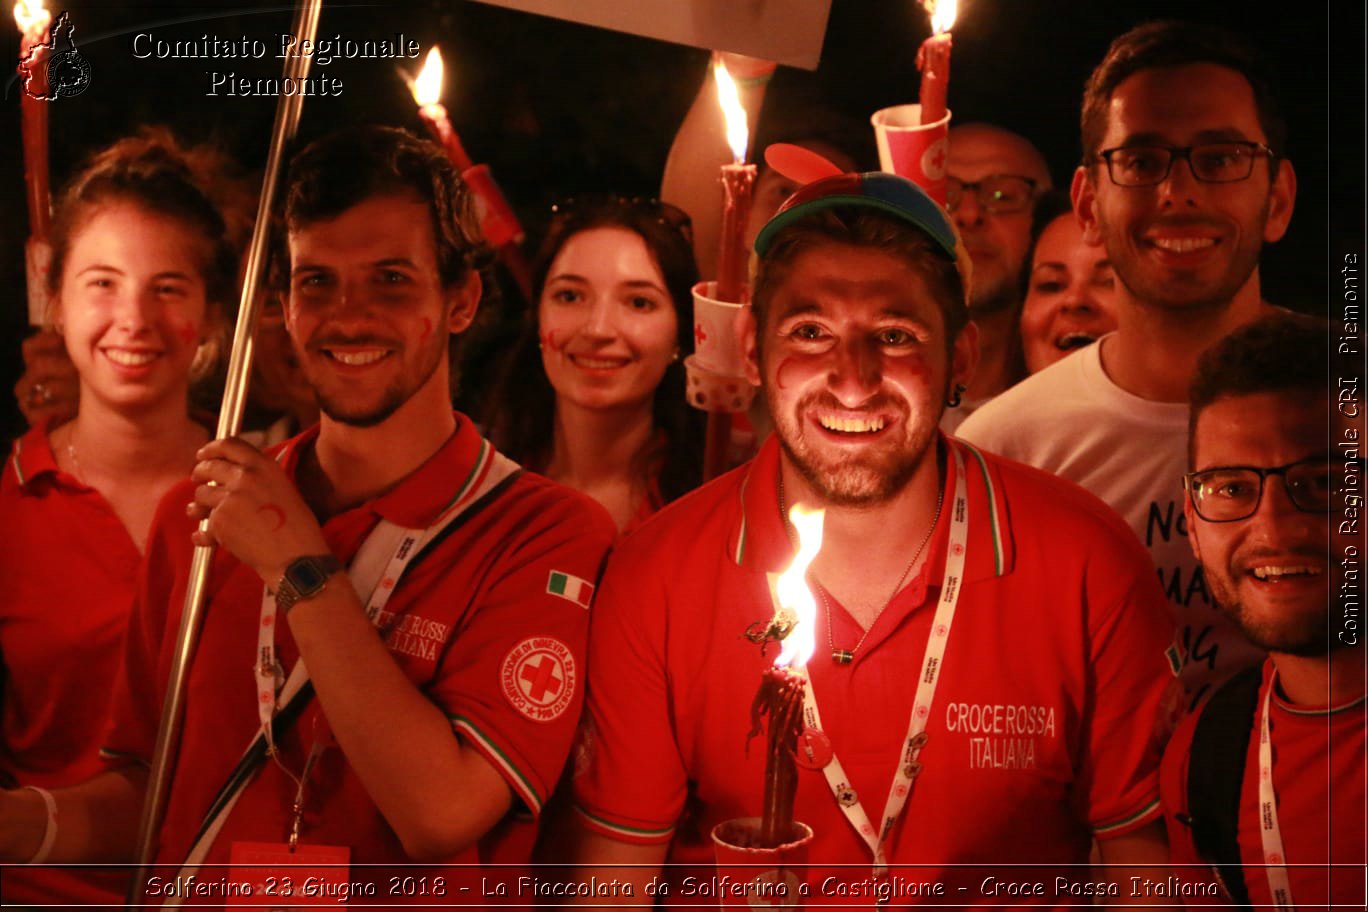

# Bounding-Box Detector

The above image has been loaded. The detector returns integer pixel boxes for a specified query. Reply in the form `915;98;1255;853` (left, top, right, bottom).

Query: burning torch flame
772;503;825;669
924;0;958;35
13;0;50;40
409;46;445;107
713;59;750;164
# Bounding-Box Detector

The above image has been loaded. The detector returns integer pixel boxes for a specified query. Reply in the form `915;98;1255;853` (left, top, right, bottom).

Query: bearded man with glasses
960;21;1298;709
1159;313;1364;909
939;123;1052;431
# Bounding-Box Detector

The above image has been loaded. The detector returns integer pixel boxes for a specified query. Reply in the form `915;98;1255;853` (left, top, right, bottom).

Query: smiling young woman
0;130;239;905
1019;195;1120;375
485;196;703;533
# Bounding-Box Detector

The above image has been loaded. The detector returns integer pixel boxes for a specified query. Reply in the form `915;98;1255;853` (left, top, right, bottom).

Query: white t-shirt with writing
957;338;1263;709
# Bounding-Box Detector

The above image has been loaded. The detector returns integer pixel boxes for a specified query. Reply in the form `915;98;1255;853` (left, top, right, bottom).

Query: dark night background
2;0;1362;442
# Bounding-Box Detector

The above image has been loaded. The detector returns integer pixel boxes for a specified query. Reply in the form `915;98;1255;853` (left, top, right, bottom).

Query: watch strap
275;554;343;614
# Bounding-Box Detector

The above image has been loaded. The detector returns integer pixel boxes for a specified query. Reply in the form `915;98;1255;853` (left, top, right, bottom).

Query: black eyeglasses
549;194;694;245
1097;141;1276;187
945;175;1038;215
1184;457;1331;523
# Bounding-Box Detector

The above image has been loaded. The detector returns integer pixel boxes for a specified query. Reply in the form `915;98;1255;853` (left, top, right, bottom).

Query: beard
301;330;446;428
1102;206;1269;314
771;387;942;507
1205;555;1336;658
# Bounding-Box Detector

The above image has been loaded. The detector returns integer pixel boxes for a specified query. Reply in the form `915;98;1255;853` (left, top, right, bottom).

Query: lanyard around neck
1257;670;1294;909
795;444;970;878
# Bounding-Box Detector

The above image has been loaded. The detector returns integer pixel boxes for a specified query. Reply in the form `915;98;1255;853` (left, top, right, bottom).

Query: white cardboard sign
467;0;832;70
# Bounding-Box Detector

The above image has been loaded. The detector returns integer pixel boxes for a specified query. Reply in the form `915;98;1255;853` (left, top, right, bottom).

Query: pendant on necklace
831;649;854;665
795;727;834;770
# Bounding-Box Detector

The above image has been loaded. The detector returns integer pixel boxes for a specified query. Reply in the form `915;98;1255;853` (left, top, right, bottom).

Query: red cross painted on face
694;322;708;347
520;656;564;702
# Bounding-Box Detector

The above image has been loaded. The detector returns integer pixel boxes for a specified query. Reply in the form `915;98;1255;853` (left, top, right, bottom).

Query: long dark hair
484;196;704;504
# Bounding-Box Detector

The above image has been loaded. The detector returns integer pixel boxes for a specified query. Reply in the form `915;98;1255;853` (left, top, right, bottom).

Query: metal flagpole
128;0;324;898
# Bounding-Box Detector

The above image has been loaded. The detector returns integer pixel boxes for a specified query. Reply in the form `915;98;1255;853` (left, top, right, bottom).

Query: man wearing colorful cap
958;22;1297;711
569;171;1176;903
1160;314;1364;908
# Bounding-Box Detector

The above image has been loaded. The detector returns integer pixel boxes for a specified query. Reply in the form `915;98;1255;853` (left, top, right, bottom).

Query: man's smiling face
1075;63;1295;314
286;192;473;428
1185;390;1331;656
751;240;959;506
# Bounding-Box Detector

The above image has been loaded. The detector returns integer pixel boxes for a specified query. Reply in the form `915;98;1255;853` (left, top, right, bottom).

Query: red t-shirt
101;415;615;901
1160;659;1367;907
574;436;1175;906
0;427;142;905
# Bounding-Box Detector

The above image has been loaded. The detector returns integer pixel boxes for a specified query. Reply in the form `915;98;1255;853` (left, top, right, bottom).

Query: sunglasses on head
549;194;694;246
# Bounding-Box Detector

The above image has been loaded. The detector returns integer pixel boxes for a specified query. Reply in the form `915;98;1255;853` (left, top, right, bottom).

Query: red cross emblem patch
500;636;576;722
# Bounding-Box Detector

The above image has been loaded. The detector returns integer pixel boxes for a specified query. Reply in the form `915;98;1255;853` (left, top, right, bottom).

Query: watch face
289;560;327;593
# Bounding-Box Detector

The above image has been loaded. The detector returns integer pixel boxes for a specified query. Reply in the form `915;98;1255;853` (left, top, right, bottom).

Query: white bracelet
21;785;58;864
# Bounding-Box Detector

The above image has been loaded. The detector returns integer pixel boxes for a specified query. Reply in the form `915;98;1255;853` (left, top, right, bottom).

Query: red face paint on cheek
541;329;562;351
419;316;433;340
173;320;199;345
774;356;801;390
256;503;287;532
895;356;931;382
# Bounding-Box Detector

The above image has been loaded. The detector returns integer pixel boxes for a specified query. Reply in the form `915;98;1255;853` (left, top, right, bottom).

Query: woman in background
486;196;703;532
1018;192;1120;375
0;130;238;904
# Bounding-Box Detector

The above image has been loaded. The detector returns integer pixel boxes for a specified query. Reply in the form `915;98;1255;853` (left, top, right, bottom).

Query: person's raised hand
188;437;329;586
15;331;78;429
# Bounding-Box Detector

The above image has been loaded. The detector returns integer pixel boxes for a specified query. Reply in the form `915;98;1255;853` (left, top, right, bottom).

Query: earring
189;336;221;384
947;383;966;408
671;348;681;362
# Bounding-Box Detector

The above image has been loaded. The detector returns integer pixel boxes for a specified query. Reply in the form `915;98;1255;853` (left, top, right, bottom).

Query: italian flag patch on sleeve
546;570;594;608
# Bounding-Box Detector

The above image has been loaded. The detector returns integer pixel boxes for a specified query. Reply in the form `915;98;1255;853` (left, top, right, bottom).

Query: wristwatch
274;554;344;614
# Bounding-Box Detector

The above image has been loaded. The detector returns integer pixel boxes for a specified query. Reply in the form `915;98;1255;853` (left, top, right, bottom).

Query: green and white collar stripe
573;805;676;843
959;440;1006;577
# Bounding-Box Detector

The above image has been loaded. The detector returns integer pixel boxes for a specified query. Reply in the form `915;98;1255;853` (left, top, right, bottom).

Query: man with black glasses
1159;314;1364;908
940;123;1051;430
960;22;1297;709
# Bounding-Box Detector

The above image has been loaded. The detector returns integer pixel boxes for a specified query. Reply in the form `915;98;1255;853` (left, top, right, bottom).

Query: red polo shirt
1160;659;1367;906
102;415;614;900
1;427;138;905
574;435;1174;905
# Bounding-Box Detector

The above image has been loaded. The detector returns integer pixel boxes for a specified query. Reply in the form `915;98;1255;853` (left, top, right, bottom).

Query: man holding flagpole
0;126;613;899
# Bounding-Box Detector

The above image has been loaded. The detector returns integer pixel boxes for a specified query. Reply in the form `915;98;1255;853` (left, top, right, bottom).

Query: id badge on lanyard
247;523;423;860
791;445;971;879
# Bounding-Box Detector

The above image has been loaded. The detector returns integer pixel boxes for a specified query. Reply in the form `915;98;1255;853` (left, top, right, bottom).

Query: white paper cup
871;104;952;206
692;280;749;377
685;355;755;414
710;817;813;909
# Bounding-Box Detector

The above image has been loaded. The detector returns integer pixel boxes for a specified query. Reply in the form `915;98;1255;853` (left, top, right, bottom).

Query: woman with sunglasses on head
0;130;238;905
485;196;704;534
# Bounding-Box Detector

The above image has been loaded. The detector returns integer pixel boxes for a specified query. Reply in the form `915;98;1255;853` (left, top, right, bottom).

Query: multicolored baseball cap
753;171;973;295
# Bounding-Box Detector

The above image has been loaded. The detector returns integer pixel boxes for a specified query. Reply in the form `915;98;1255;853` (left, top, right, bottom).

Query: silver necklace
778;473;945;664
64;429;86;484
